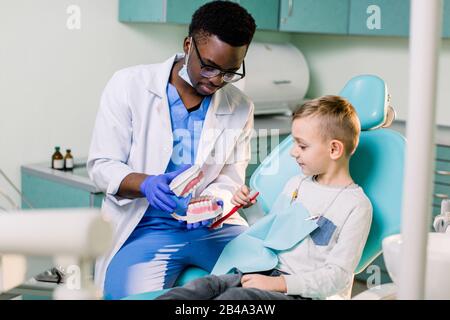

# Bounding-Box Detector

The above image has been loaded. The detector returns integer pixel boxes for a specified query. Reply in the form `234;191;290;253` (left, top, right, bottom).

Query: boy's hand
231;185;257;208
241;274;287;293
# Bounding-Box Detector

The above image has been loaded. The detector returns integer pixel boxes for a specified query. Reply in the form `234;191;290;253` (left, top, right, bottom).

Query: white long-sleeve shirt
275;175;373;299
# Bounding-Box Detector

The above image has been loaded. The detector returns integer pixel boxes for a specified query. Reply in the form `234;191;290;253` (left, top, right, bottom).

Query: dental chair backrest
249;74;405;274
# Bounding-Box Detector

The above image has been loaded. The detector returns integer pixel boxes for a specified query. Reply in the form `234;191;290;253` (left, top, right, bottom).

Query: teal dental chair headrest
340;74;395;131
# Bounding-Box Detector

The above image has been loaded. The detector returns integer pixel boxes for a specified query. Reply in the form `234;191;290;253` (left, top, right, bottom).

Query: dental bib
211;194;318;275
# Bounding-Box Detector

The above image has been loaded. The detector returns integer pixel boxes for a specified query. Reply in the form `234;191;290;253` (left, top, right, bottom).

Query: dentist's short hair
292;95;361;157
189;0;256;47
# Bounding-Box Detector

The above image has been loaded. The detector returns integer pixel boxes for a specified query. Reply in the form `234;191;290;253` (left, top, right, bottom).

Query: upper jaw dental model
169;164;205;197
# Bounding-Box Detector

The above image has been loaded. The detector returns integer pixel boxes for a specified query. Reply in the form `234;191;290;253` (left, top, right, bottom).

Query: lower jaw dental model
169;165;223;227
171;196;224;226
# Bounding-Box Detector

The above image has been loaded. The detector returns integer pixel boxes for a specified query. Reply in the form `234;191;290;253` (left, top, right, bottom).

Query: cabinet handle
436;170;450;176
434;193;449;199
288;0;294;17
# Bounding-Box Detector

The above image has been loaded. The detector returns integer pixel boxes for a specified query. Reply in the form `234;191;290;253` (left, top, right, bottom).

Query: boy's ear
329;140;345;160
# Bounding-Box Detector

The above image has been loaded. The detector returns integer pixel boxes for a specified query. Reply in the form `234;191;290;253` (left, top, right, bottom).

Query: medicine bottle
64;149;74;171
52;146;64;170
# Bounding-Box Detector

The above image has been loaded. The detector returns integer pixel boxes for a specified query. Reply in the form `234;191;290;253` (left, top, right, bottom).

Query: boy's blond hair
292;95;361;157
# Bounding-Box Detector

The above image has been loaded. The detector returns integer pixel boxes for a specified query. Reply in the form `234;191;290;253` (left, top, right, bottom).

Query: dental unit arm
0;209;113;299
433;199;450;233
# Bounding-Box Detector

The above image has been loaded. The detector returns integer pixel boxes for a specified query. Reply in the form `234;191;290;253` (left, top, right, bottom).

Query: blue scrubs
104;83;247;300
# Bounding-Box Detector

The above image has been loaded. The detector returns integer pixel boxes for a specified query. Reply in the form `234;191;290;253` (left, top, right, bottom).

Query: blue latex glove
180;199;224;229
171;194;192;215
139;164;192;212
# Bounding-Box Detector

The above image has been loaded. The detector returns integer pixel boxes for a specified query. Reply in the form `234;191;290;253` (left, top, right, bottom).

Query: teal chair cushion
173;267;209;285
340;74;389;131
349;129;405;272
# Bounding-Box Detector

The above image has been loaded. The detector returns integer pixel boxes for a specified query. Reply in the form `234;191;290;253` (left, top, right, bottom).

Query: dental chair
123;74;406;300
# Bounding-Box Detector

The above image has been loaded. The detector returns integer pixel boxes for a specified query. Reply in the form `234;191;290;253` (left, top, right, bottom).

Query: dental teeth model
169;165;205;197
169;165;224;226
171;196;224;225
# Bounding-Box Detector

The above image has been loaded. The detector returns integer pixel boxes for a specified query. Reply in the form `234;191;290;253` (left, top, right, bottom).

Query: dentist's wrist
139;175;153;196
117;173;150;199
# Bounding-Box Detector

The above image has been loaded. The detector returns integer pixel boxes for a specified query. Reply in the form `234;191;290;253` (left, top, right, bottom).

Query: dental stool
122;74;406;300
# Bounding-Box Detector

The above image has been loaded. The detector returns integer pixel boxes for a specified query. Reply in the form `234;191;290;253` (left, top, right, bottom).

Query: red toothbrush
209;191;259;229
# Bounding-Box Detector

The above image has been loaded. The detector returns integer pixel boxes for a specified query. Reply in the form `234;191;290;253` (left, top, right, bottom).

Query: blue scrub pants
104;224;247;300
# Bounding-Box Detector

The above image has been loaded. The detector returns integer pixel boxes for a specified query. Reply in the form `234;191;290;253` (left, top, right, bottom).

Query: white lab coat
87;54;254;292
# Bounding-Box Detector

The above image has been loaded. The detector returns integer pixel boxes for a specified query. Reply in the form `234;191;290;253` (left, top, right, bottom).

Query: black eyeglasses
191;37;245;83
